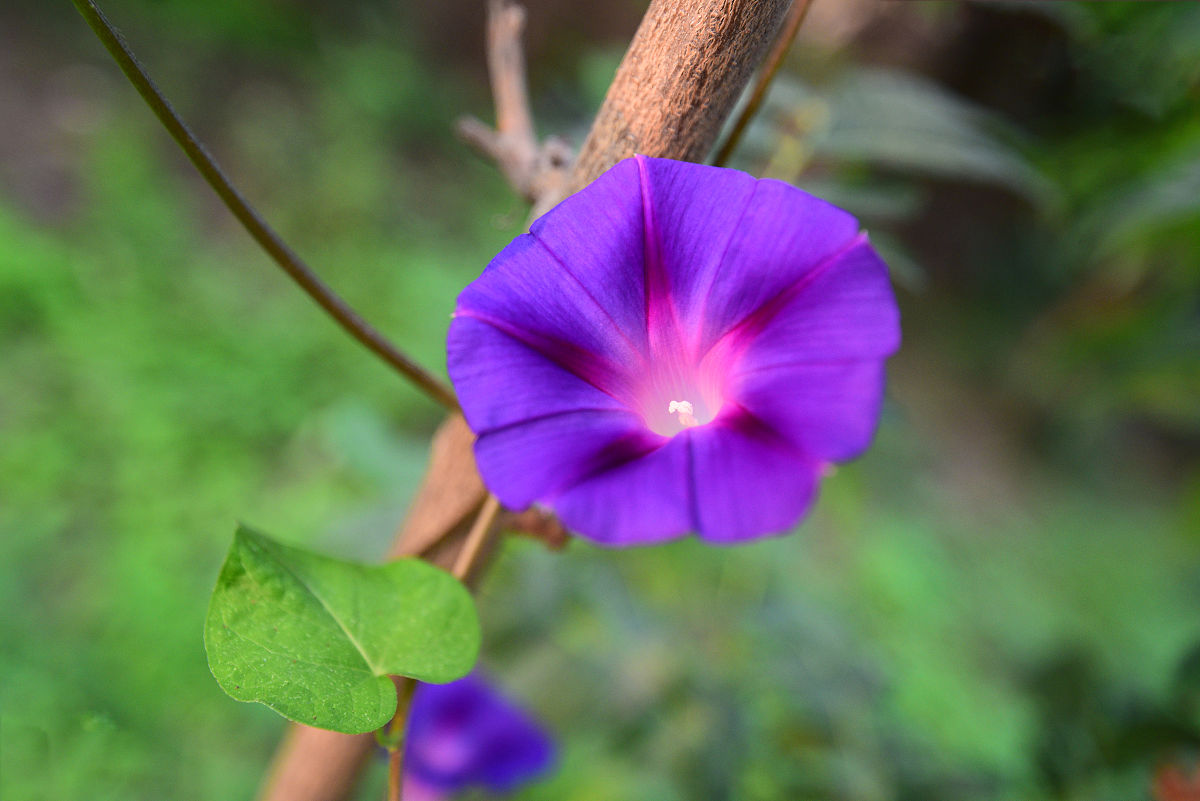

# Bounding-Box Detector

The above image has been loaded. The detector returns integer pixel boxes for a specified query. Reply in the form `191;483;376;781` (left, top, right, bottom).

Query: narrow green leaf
204;525;480;734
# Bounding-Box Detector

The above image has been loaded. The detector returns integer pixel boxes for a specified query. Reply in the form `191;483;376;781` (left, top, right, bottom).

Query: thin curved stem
70;0;460;412
384;677;417;801
711;0;815;167
453;494;502;580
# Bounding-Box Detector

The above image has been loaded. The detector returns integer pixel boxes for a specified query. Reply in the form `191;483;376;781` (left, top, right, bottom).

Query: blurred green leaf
204;525;479;733
1076;3;1200;118
857;230;927;292
795;177;926;223
814;68;1052;203
1087;154;1200;258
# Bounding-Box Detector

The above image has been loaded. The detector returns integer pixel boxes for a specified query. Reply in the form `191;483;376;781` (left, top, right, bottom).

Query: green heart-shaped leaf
204;525;480;734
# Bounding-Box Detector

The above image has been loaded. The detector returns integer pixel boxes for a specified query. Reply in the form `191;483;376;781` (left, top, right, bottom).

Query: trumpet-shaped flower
448;156;900;546
403;674;555;801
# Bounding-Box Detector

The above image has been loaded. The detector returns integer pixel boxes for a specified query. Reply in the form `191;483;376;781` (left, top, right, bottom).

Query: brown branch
257;727;374;801
456;0;572;214
712;0;816;167
564;0;792;196
487;0;533;144
388;415;489;560
257;1;792;798
70;0;460;412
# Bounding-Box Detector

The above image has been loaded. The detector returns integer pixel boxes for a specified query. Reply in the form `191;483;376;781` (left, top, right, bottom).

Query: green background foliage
1;1;1198;799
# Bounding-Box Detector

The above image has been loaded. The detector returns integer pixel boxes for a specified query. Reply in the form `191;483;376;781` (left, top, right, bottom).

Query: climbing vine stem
69;0;460;411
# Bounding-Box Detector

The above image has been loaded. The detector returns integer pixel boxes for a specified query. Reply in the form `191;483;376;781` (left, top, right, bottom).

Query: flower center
668;400;698;428
640;359;724;437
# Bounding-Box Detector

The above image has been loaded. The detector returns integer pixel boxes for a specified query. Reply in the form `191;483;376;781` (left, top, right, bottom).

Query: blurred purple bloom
448;156;900;546
403;674;555;800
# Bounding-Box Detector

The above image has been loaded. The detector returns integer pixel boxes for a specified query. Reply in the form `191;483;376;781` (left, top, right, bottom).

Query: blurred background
2;0;1199;799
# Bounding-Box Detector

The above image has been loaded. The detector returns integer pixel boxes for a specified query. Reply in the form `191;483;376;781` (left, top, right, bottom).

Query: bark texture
567;0;791;192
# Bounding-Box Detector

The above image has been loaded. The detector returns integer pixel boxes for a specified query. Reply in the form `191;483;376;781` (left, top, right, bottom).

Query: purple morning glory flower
403;674;555;800
447;155;900;546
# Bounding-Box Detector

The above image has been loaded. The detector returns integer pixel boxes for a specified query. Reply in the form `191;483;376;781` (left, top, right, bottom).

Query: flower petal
405;674;555;795
637;156;861;350
401;776;447;801
526;157;649;351
732;360;887;462
473;410;658;510
454;234;642;398
688;417;819;543
633;156;757;342
552;436;693;547
726;237;901;371
447;316;628;434
474;714;556;793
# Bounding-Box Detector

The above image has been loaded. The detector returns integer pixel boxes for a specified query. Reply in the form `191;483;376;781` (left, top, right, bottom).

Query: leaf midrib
248;534;385;676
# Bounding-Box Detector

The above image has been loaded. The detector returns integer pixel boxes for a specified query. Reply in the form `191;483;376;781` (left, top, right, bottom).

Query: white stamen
668;400;698;428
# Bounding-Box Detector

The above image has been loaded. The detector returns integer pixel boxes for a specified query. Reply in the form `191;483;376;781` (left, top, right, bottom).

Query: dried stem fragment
456;0;573;215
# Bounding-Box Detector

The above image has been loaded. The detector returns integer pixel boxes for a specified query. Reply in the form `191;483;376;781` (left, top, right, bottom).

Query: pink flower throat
638;347;729;437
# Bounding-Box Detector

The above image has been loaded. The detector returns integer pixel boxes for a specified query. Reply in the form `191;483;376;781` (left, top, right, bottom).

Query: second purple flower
448;156;900;546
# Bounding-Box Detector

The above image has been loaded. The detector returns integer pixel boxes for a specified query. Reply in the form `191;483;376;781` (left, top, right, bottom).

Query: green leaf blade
205;526;480;734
